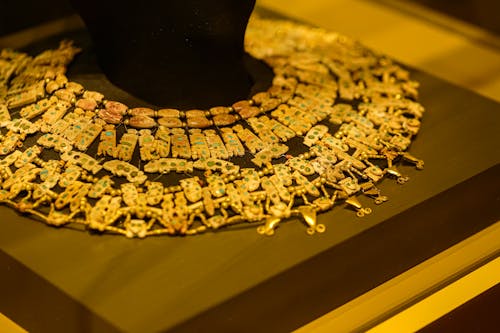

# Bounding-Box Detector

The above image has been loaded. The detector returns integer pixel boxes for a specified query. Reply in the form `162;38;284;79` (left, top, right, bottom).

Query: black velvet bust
70;0;257;109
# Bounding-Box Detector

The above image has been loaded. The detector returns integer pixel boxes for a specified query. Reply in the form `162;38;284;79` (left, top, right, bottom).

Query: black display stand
1;9;499;333
70;0;257;109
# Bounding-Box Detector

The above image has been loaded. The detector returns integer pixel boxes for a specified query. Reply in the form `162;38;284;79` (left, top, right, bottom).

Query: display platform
0;10;499;333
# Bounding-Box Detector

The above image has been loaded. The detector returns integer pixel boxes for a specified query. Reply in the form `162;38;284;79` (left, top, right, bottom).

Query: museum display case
0;1;498;332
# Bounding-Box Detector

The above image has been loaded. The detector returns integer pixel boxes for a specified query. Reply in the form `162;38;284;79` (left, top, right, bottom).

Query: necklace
0;15;424;238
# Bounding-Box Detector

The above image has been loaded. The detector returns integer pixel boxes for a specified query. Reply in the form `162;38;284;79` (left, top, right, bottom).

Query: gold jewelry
0;15;425;237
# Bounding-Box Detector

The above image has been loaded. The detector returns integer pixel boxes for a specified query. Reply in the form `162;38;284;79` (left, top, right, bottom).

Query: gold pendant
138;129;156;161
204;129;229;160
144;158;193;174
103;160;148;184
97;125;117;157
170;128;191;159
61;151;102;174
189;129;210;160
220;127;245;157
116;129;138;161
233;124;265;153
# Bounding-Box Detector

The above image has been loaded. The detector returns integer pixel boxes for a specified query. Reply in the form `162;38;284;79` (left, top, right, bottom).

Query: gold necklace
0;15;424;238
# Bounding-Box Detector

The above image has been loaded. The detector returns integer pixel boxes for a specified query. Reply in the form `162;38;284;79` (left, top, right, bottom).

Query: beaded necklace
0;15;424;238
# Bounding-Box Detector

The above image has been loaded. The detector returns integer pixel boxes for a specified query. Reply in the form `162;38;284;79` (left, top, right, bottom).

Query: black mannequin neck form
70;0;258;109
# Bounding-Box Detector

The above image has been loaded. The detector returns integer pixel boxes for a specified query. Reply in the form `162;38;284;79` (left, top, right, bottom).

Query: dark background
0;0;74;36
414;0;500;35
1;0;499;36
